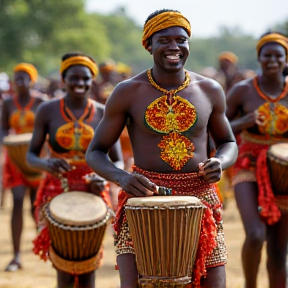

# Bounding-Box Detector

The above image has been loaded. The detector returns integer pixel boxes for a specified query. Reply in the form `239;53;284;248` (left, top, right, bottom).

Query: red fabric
256;149;281;225
193;206;217;287
33;162;111;261
233;140;268;174
233;136;281;225
2;150;41;189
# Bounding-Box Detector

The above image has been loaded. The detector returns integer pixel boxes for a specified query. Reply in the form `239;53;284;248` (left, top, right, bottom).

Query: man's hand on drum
119;173;158;197
198;158;222;183
83;173;107;196
45;158;72;176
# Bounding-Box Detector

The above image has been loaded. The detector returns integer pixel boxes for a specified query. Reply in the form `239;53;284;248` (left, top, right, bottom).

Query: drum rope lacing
125;204;206;210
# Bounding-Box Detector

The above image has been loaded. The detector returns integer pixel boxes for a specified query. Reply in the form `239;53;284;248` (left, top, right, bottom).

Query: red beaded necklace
253;75;288;103
60;98;94;123
13;95;34;111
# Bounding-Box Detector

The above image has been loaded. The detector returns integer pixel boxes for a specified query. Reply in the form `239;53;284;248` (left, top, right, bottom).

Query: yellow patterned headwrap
256;33;288;60
142;11;191;49
218;51;238;64
116;62;132;75
60;56;98;78
13;63;38;83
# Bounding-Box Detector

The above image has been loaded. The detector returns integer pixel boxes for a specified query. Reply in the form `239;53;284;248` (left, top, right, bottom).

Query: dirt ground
0;190;269;288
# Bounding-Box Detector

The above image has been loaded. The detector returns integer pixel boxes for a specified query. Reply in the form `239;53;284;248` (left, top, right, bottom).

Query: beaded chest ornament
145;69;197;170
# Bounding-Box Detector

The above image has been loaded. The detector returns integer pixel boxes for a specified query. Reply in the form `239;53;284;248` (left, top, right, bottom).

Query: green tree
91;7;152;74
0;0;110;75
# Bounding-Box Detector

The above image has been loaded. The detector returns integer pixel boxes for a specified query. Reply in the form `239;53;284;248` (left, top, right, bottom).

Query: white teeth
166;55;180;59
74;88;85;93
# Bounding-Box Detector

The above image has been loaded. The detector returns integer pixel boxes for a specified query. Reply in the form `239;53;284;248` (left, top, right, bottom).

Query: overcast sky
86;0;288;38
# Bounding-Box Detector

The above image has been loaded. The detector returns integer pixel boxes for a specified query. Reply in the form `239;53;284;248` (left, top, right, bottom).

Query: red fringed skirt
2;149;42;189
232;131;288;225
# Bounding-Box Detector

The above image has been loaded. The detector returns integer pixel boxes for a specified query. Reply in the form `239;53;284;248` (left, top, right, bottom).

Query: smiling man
86;9;237;288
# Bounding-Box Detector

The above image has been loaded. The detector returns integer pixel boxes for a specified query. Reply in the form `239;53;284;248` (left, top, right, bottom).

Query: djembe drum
45;191;113;275
2;133;42;180
267;143;288;194
125;196;206;287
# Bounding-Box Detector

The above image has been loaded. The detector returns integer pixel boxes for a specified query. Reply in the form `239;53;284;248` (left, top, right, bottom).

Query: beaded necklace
147;69;191;103
254;76;288;136
60;98;94;123
56;98;95;151
14;95;35;111
10;96;35;133
253;75;288;103
145;69;197;170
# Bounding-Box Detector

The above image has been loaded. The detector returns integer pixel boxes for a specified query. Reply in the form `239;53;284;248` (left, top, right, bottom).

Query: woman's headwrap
256;33;288;60
116;62;132;76
60;56;98;79
142;11;191;50
14;63;38;83
99;59;116;74
218;51;238;64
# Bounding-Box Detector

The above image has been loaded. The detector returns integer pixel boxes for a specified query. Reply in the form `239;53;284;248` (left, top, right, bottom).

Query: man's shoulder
113;71;148;93
229;77;254;92
190;71;223;92
89;98;105;111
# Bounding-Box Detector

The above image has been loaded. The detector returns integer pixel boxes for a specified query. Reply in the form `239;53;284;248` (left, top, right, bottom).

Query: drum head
48;191;107;226
126;195;203;207
3;133;32;145
269;143;288;161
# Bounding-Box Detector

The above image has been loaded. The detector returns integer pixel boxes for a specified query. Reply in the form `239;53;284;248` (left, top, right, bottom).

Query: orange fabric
60;56;98;78
55;98;95;151
218;51;238;64
142;11;191;49
14;63;38;83
9;96;36;134
119;127;133;162
2;150;41;189
256;33;288;60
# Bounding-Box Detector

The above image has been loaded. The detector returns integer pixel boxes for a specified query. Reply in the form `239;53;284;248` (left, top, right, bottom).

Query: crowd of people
0;7;288;288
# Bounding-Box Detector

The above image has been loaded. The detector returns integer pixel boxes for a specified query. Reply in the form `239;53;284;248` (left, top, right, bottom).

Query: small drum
45;191;113;274
125;196;206;287
268;143;288;194
2;133;41;179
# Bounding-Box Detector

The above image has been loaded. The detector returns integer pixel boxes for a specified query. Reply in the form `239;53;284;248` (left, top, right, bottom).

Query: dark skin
26;65;123;288
226;42;288;288
86;26;237;288
218;58;246;93
0;71;44;271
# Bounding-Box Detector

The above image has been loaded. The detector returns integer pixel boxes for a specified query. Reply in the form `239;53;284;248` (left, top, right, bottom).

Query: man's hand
198;158;222;183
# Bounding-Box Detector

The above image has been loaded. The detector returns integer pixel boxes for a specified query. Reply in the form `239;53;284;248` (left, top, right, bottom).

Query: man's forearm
86;150;128;185
215;142;238;170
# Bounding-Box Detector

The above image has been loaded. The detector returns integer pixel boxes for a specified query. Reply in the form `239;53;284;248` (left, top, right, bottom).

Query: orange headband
60;56;98;78
100;64;115;73
14;63;38;83
256;33;288;60
218;51;238;64
142;11;191;49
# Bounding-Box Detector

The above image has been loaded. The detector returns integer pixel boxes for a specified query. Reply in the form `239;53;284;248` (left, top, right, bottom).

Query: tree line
0;0;287;77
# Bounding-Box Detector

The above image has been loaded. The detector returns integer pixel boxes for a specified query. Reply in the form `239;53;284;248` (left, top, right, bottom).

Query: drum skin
3;133;42;179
